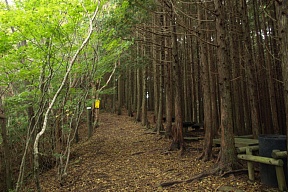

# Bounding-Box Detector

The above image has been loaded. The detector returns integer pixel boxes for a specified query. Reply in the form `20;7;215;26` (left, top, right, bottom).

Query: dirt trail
27;112;276;191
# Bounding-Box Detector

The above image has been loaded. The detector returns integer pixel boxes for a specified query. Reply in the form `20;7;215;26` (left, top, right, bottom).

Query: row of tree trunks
275;0;288;170
97;0;288;173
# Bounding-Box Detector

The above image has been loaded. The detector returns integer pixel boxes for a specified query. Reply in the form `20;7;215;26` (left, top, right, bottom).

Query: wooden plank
237;146;259;154
183;137;201;141
234;138;258;145
235;135;253;139
237;154;283;166
234;143;254;148
213;138;258;147
272;150;287;159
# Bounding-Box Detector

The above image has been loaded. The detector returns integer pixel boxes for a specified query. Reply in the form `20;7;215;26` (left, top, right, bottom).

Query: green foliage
0;0;111;137
53;153;62;159
0;1;141;189
86;99;94;108
0;0;138;151
0;31;12;53
98;87;116;95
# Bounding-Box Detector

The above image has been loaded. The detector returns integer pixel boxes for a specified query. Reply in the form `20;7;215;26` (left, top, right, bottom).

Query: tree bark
170;0;184;151
197;1;213;161
0;111;12;191
253;0;271;134
117;65;122;115
152;12;159;123
241;0;260;137
136;31;142;121
127;68;134;117
156;6;165;134
141;65;148;126
276;0;288;171
165;45;173;137
214;0;238;170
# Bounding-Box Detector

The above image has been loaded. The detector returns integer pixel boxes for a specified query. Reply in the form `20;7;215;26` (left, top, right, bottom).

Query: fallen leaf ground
25;112;280;191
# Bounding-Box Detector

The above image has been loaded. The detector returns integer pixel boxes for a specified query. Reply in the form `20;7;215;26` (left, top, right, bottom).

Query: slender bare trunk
33;4;100;191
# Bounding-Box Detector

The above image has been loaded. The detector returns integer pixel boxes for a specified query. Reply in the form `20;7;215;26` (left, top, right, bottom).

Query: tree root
131;151;145;156
197;151;211;162
220;169;248;177
159;167;219;187
159;180;183;187
159;166;248;188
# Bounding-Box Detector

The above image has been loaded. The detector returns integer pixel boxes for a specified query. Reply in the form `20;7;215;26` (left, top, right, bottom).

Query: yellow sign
95;100;100;109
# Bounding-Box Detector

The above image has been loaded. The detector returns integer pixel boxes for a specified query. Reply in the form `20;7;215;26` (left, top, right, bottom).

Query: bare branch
32;1;101;190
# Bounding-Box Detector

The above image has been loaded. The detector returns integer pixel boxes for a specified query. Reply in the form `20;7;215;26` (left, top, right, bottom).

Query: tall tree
170;0;184;151
214;0;238;170
136;45;142;122
156;3;165;134
276;0;288;167
198;1;213;161
241;0;260;137
141;24;148;126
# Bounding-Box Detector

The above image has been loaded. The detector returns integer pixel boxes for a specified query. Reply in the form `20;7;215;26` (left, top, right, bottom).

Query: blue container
258;135;287;187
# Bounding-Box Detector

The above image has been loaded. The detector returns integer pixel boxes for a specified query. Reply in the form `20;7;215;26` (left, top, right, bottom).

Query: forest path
31;112;273;192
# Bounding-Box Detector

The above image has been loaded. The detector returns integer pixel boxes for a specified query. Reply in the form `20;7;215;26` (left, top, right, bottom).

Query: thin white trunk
33;2;100;191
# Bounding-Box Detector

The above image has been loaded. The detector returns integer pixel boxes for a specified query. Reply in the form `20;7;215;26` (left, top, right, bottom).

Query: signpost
86;107;92;138
95;99;100;109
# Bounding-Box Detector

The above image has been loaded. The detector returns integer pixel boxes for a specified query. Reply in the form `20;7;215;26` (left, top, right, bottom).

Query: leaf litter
24;112;279;192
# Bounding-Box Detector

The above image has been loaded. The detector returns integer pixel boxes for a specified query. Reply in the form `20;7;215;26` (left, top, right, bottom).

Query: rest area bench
237;146;287;191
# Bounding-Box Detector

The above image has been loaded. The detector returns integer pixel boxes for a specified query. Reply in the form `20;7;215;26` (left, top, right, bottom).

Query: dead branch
143;131;157;135
160;167;220;188
159;180;183;187
220;169;248;177
185;171;213;183
131;151;145;156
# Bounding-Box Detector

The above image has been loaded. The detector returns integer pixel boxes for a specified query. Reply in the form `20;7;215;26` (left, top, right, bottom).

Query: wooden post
272;150;287;191
275;166;287;191
237;154;283;166
87;107;92;138
237;145;259;154
246;147;255;181
237;153;287;191
272;150;287;159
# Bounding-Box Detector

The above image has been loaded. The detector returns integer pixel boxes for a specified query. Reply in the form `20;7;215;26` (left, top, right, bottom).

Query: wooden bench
237;147;287;191
213;137;259;148
182;122;203;134
183;137;202;141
